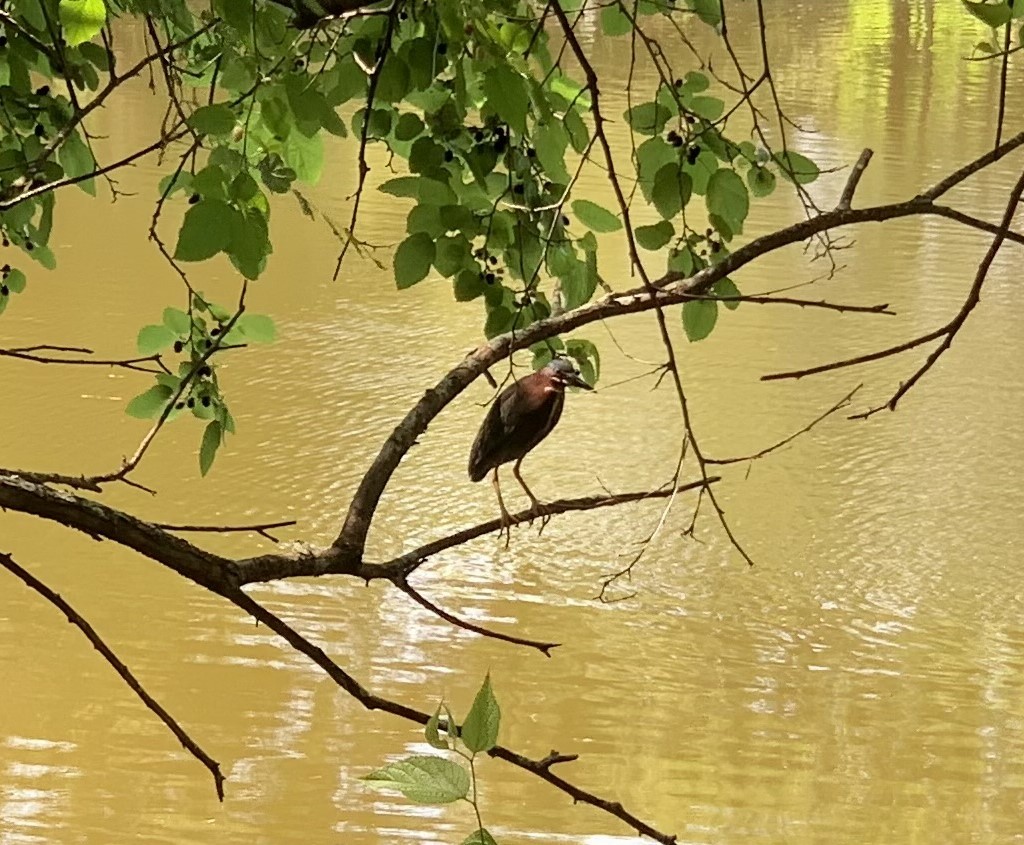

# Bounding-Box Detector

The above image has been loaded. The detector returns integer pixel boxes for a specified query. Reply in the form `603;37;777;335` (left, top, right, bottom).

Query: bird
468;357;592;538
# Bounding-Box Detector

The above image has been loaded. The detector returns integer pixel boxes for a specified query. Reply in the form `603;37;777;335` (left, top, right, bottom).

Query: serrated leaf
395;232;436;289
199;420;222;476
189;104;236;136
706;169;749;234
237;313;276;343
460;830;499;845
362;756;469;804
425;705;450;750
682;298;718;341
772;150;819;185
137;324;176;355
174;200;234;261
961;0;1012;27
635;220;675;251
162;307;190;335
461;675;501;753
125;384;172;419
284;130;324;183
59;0;106;47
571;199;622;233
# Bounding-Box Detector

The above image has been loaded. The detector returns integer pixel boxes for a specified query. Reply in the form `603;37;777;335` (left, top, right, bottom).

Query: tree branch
0;552;225;800
392;576;560;655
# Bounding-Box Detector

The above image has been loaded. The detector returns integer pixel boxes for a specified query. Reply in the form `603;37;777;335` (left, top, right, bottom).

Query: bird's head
543;357;593;392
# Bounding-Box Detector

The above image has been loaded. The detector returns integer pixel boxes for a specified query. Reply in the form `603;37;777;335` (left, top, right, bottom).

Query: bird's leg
512;458;550;529
491;468;513;548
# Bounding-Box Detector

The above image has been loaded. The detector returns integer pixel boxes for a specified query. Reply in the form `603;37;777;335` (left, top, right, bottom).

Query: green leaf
773;150;820;185
460;831;499;845
425;705;450;750
237;313;276;343
682;71;710;93
624;102;671;136
189;104;236;136
137;324;176;355
199;420;222;476
687;96;724;121
362;756;470;804
4;269;27;294
59;0;106;47
394;232;436;289
125;384;172;419
284;130;324;183
533;122;570;184
652;163;691;220
571;199;622;233
483;65;529;135
635;220;675;251
162;307;190;336
58;131;96;195
962;0;1012;27
682;299;718;341
706;169;749;234
566;338;600;384
747;165;776;198
600;3;632;35
174;200;234;261
689;0;722;27
712;277;741;310
461;675;501;754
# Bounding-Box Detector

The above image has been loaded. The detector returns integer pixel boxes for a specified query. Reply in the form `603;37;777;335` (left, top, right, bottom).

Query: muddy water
2;2;1024;843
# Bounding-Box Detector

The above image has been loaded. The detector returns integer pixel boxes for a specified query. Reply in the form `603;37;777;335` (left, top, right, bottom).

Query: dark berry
210;327;220;336
512;184;524;195
187;398;195;408
1;264;9;274
674;78;683;88
443;149;454;162
33;124;44;137
473;129;484;143
561;215;570;226
710;241;721;254
204;340;212;349
24;241;33;251
1;237;7;246
488;255;498;265
494;138;507;153
201;396;211;407
399;10;408;19
494;126;506;139
685;114;695;124
485;272;495;283
173;340;184;353
199;366;211;377
0;37;7;48
35;85;50;96
188;193;200;204
437;42;447;54
1;285;8;296
293;58;305;69
705;228;713;237
526;147;536;158
175;402;185;409
687;146;700;164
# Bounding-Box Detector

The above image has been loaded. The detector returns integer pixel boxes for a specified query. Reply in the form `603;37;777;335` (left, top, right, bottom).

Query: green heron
468;357;592;533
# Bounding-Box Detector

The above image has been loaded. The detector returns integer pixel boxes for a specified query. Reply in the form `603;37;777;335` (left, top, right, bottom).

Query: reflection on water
3;1;1024;843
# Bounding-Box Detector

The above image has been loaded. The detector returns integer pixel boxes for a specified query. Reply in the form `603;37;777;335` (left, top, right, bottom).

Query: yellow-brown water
3;2;1024;843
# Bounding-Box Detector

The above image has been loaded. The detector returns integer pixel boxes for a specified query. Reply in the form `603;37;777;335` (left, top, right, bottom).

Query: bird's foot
527;497;553;533
499;507;514;549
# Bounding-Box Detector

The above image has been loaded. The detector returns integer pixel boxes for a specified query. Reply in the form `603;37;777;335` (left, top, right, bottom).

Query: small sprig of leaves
125;297;276;475
363;674;502;845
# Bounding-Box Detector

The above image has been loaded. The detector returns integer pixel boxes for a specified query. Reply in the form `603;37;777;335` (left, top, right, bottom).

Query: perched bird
468;357;592;531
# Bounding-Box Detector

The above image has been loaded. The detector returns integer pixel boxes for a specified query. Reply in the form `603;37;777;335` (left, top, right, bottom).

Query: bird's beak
563;372;593;390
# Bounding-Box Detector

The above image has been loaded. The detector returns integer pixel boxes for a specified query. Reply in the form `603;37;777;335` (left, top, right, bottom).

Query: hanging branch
0;552;226;800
